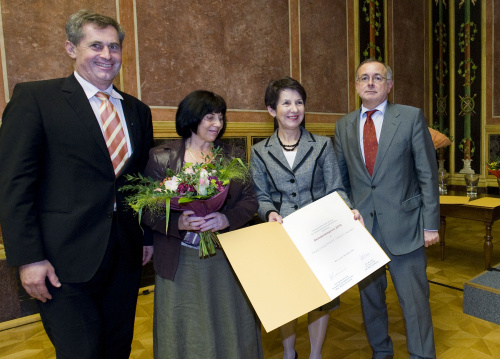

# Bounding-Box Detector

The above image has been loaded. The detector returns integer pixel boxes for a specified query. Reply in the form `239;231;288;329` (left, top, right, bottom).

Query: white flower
196;169;209;196
163;176;179;191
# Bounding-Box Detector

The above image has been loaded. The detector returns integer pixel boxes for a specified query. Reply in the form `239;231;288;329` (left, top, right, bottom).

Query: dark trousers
37;217;142;359
358;216;436;359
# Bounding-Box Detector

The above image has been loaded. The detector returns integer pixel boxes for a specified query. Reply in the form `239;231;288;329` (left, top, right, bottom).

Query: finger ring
188;222;191;228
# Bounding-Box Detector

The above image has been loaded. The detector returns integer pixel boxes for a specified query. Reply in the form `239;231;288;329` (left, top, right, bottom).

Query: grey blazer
250;127;351;221
334;102;440;255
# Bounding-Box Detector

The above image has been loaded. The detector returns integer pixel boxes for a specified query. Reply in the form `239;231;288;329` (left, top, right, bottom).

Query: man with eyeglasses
334;58;439;359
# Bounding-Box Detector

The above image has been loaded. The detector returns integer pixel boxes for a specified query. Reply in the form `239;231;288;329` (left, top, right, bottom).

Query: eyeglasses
357;75;388;84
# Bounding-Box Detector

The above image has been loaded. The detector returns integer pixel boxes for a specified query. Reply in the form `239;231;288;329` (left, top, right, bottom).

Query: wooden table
439;192;500;269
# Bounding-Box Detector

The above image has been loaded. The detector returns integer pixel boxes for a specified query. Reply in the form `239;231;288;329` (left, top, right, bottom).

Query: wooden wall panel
1;0;117;98
119;0;139;97
390;1;426;111
300;0;349;114
493;0;500;118
136;0;289;110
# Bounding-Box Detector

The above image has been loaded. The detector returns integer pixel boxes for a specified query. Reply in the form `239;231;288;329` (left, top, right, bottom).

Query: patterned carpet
1;217;500;358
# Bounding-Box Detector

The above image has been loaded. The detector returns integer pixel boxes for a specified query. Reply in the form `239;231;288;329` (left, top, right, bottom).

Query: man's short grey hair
65;9;125;46
355;58;393;81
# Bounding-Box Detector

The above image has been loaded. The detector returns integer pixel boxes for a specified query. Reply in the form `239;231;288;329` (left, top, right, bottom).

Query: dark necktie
363;110;378;176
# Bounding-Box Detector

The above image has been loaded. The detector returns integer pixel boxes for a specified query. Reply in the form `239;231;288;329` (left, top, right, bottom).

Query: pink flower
196;168;210;196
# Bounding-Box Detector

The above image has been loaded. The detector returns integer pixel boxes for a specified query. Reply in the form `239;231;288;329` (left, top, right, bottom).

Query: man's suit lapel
62;75;111;168
62;76;140;177
373;103;401;177
346;110;369;176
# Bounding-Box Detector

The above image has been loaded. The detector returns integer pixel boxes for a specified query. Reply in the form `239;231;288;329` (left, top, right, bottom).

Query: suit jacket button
370;212;374;217
107;212;113;218
372;186;376;189
293;205;298;210
292;192;297;197
290;179;295;183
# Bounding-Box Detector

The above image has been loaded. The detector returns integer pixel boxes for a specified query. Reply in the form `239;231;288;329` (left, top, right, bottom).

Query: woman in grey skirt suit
250;77;362;359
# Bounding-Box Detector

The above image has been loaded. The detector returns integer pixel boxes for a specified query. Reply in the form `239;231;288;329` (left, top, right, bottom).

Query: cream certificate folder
218;191;390;332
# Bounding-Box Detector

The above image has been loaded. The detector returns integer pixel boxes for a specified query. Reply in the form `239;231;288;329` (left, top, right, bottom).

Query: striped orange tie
96;92;129;176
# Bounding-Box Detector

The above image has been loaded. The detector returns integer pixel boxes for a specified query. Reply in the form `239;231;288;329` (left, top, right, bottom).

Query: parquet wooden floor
1;217;500;358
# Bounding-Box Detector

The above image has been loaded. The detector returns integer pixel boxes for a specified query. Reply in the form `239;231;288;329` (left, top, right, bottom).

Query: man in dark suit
334;59;440;359
0;10;153;358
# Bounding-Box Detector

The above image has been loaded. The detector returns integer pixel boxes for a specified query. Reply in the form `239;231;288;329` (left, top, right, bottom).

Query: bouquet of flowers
120;146;249;258
486;158;500;179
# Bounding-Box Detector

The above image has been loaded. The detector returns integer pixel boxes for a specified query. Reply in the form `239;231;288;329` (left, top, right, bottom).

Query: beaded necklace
278;129;302;152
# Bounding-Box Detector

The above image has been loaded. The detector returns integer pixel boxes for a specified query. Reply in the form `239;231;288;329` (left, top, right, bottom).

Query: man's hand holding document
218;191;390;332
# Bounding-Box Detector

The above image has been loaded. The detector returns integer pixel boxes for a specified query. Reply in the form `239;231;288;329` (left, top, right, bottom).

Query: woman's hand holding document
218;191;390;332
